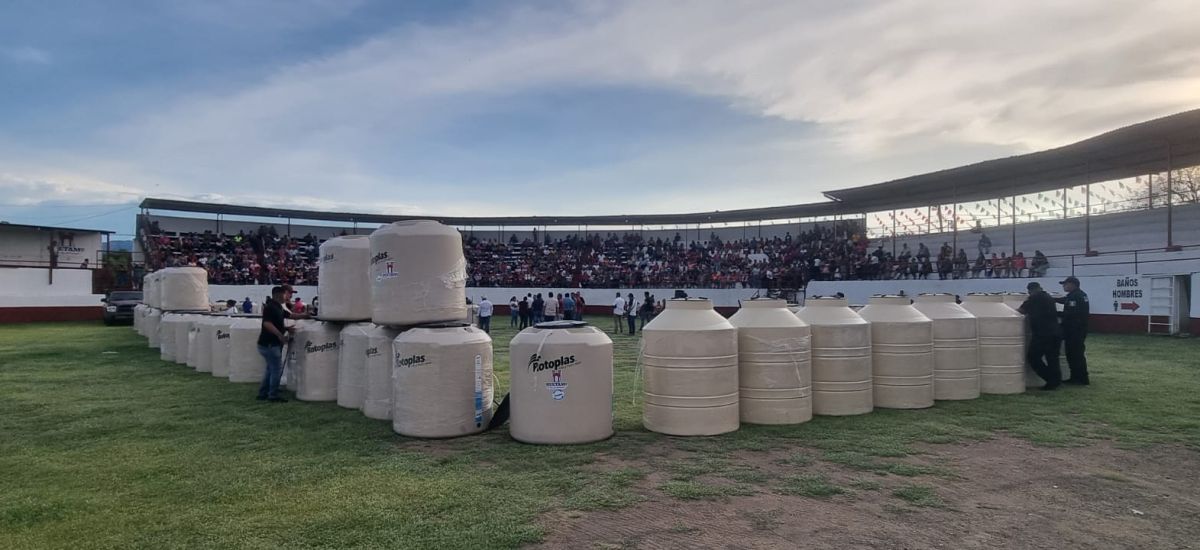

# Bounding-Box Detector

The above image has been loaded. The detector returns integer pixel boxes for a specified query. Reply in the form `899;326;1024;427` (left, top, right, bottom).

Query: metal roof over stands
140;109;1200;226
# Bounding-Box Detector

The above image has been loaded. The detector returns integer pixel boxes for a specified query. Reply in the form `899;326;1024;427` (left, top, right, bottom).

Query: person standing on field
509;296;519;327
543;291;558;321
518;296;530;330
612;292;626;333
625;292;637;334
1018;282;1062;391
257;286;311;402
562;293;576;321
1056;276;1090;385
478;296;493;334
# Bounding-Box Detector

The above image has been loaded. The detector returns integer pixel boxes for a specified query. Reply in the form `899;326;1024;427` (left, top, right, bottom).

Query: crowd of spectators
141;220;1049;289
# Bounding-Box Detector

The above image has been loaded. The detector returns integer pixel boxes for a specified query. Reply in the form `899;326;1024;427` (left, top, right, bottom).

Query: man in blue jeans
257;286;310;402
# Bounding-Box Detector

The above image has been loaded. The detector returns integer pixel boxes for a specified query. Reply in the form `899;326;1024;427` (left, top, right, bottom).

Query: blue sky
2;0;1197;238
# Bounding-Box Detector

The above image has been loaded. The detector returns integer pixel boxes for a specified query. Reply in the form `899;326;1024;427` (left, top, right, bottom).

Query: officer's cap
1059;276;1080;285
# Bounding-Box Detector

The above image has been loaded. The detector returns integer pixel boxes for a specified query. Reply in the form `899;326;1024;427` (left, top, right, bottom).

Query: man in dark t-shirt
257;286;310;402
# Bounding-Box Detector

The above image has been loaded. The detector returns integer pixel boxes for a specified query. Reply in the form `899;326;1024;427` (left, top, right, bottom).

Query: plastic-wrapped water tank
174;314;197;366
160;267;210;312
210;316;237;378
728;299;812;425
363;325;402;420
509;320;614;444
143;272;159;309
336;323;372;409
145;309;162;348
960;294;1025;394
318;236;373;321
795;297;872;416
392;323;493;438
641;298;739;436
133;304;144;334
186;316;203;369
857;296;934;409
159;313;183;362
284;320;317;391
228;317;268;383
370;221;468;326
192;316;219;373
292;321;342;401
913;294;980;400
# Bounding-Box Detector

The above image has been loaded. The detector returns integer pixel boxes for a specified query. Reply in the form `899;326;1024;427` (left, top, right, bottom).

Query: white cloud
2;46;51;65
0;173;142;206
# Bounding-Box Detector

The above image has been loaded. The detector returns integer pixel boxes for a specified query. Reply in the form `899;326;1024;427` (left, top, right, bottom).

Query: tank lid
803;296;848;307
739;298;786;309
868;295;913;305
534;320;588;329
665;298;713;310
915;293;956;303
414;321;472;329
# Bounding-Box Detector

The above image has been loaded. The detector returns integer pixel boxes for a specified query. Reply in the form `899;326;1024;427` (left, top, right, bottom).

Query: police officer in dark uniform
1018;282;1062;390
1056;276;1090;385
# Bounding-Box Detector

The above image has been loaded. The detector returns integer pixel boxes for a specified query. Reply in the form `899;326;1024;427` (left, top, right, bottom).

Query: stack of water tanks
509;320;614;444
794;297;873;416
641;298;739;436
960;294;1026;394
858;296;934;409
319;235;372;321
370;221;467;326
913;294;980;400
159;313;183;362
159;267;210;312
392;322;493;438
728;299;813;425
145;308;162;349
291;321;341;400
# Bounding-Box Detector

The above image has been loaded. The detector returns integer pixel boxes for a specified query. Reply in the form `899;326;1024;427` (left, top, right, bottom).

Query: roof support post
1085;183;1092;254
1166;142;1175;250
891;210;897;257
1063;188;1068;219
1011;196;1017;256
951;203;958;255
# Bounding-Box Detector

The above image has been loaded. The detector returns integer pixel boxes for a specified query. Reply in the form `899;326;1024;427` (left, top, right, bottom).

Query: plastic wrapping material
336;323;373;409
363;325;402;420
641;298;739;436
145;309;162;348
729;299;813;425
392;323;493;438
292;321;342;401
369;221;467;326
144;272;161;309
174;314;197;366
913;294;980;400
228;317;267;383
318;236;373;321
210;316;237;378
858;296;935;409
960;294;1025;394
160;267;210;312
795;297;873;416
509;321;614;444
159;313;183;362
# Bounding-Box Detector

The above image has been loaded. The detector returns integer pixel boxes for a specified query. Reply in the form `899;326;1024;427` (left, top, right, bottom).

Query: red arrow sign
1120;302;1140;312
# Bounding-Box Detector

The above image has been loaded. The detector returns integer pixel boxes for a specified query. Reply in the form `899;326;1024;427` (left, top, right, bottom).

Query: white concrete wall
0;267;103;306
206;284;767;309
0;226;103;267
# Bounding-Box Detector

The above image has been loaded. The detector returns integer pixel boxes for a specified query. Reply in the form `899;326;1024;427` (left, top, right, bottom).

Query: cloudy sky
2;0;1198;237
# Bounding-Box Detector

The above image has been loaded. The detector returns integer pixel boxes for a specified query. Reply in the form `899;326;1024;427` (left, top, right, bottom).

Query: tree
1131;166;1200;207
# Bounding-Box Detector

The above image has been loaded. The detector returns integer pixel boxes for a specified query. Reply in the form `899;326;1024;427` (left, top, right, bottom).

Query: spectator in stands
509;296;519;327
224;300;238;314
972;254;986;278
310;296;319;317
1032;251;1049;277
1012;253;1027;278
478;296;493;334
293;296;306;313
544;291;558;321
978;233;992;257
613;292;626;334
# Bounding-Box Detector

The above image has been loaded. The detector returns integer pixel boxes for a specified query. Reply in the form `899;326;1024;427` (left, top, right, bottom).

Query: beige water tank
284;319;317;391
392;323;493;438
641;298;739;436
143;272;160;309
336;323;373;409
145;309;162;348
159;313;182;361
509;320;614;444
210;316;237;379
318;236;373;321
370;221;468;326
960;294;1025;394
192;316;219;373
913;294;980;401
728;299;812;425
858;296;934;409
160;267;210;312
228;317;268;383
186;316;203;368
795;297;872;416
363;325;402;420
133;304;144;334
292;321;342;400
174;314;197;366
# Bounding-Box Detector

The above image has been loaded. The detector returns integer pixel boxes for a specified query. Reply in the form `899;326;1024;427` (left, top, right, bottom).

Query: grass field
2;319;1198;549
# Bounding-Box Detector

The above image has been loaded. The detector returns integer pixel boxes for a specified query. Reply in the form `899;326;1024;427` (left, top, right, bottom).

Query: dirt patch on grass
534;436;1200;549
